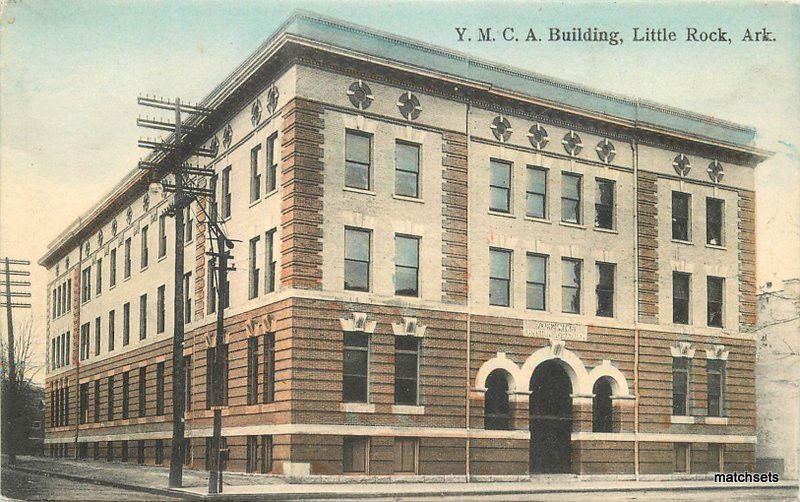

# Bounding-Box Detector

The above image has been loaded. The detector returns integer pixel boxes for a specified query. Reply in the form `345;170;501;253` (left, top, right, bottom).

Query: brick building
40;12;769;477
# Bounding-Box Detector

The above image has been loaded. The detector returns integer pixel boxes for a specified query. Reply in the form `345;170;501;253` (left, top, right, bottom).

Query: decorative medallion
347;80;373;110
673;154;691;177
266;85;279;114
596;138;616;164
97;230;104;247
707;159;725;183
490;115;512;142
562;131;583;156
222;125;233;149
126;207;133;224
209;136;220;157
250;99;262;127
527;123;549;150
111;219;118;236
142;193;150;212
83;241;90;255
397;91;422;121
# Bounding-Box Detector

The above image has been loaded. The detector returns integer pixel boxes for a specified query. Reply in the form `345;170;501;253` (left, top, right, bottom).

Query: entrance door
529;360;573;473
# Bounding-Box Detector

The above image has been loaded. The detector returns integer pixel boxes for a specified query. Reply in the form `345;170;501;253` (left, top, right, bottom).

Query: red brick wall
441;132;468;305
737;190;756;331
637;171;659;324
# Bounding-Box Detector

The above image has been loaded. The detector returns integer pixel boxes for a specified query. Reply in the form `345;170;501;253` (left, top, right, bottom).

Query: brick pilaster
194;198;207;319
737;190;756;331
441;132;468;305
637;171;659;323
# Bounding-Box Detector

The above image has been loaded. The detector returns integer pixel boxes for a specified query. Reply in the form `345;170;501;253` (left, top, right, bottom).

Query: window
707;276;724;328
108;310;115;352
183;438;192;466
489;248;512;307
247;436;258;473
263;333;275;404
344;228;371;291
526;166;547;219
158;214;167;258
94;379;100;423
395;141;420;198
94;316;101;356
247;337;259;405
80;322;90;361
156;362;165;415
107;441;114;462
205;344;229;408
264;229;276;293
672;357;690;416
221;166;232;219
673;272;691;324
265;133;277;194
484;370;511;430
138;366;147;417
137;440;145;464
96;258;103;295
249;236;260;300
394;438;417;474
596;262;615;317
489;159;511;213
707;444;724;473
122;371;130;419
124;238;132;278
672;192;691;241
343;332;369;403
707;359;725;417
81;267;91;302
110;248;117;287
141;225;149;268
185;355;193;412
706;198;724;246
107;376;114;421
79;383;89;424
155;440;164;465
595;179;615;229
343;437;368;473
394;336;419;405
122;441;129;463
592;378;613;432
139;294;147;340
395;235;419;296
674;443;690;473
207;263;217;314
526;254;547;310
345;130;371;190
250;144;262;202
561;258;581;314
185;208;193;243
66;279;71;311
94;442;100;461
183;272;192;324
157;285;165;333
561;173;582;224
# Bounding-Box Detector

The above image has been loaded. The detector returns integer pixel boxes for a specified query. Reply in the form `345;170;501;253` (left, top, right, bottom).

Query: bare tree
2;318;42;463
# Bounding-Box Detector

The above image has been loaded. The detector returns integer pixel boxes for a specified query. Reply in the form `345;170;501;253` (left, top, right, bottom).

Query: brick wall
637;171;659;324
737;190;757;331
441;132;468;305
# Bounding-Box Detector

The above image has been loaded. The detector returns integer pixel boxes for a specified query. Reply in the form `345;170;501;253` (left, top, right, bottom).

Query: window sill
523;216;551;224
559;221;586;230
391;405;424;415
264;188;279;200
249;198;262;209
158;254;167;262
705;243;726;251
671;239;694;246
340;402;375;414
141;266;149;273
704;416;729;425
343;186;376;196
670;415;696;424
392;194;424;204
488;210;515;219
593;227;618;235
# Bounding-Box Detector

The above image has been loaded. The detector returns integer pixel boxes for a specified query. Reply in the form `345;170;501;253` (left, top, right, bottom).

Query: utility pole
1;257;32;465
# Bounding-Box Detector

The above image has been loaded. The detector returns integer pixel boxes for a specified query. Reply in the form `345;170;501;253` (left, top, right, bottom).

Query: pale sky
1;1;798;382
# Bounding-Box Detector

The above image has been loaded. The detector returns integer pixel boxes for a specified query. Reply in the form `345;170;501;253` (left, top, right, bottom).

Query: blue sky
1;1;798;378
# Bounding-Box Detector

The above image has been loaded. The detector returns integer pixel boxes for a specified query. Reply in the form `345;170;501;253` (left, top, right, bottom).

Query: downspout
464;97;472;482
631;100;640;479
74;245;82;457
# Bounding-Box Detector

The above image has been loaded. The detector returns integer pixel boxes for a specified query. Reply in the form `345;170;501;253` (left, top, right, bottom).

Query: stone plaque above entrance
523;320;588;341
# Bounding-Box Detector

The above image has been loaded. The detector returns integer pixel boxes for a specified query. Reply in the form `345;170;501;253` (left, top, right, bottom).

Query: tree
2;319;42;463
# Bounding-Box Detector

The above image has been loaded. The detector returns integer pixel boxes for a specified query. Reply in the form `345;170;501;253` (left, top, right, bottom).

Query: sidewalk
5;455;798;501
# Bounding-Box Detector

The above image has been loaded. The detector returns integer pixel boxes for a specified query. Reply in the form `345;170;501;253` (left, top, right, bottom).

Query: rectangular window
395;141;420;198
343;332;369;403
707;444;724;473
52;288;57;319
81;267;91;303
122;371;130;419
205;344;229;408
672;357;690;416
595;179;615;229
395;336;419;405
80;322;90;361
250;144;262;202
121;441;129;463
561;258;582;314
94;316;101;356
158;214;167;258
343;437;368;473
185;355;193;412
157;285;165;334
123;302;130;346
395;235;419;297
247;337;259;405
138;366;146;417
183;272;192;324
221;165;232;219
139;294;147;340
394;438;417;474
596;262;615;317
672;191;691;241
344;227;371;291
489;248;512;307
66;278;71;311
247;436;258;473
94;379;100;423
264;229;276;294
706;198;724;246
96;258;103;295
141;225;149;269
673;272;691;324
707;276;724;328
185;208;193;243
107;376;114;421
79;383;89;424
107;441;114;462
489;159;511;213
137;440;145;465
249;236;260;300
156;362;164;415
263;333;275;404
526;166;547;219
265;133;277;194
345;130;371;190
207;263;216;314
108;310;115;352
707;359;725;417
674;443;690;473
526;254;547;310
561;173;582;224
124;238;132;278
110;248;117;287
155;440;164;465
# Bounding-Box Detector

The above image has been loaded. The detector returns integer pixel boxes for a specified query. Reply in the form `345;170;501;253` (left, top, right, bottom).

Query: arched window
485;370;511;430
592;378;613;432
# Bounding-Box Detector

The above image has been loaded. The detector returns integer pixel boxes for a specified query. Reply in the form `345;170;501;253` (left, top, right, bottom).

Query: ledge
671;239;694;246
670;415;696;424
340;402;376;414
705;243;727;251
704;416;729;425
593;226;618;235
523;216;551;224
559;221;586;230
392;194;424;204
488;210;515;219
391;405;425;415
343;186;376;196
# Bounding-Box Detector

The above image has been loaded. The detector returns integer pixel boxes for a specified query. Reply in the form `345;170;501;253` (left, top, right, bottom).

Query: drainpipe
631;100;641;479
74;245;82;457
464;97;472;482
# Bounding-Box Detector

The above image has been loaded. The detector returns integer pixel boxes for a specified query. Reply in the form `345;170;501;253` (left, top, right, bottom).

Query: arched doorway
529;360;573;474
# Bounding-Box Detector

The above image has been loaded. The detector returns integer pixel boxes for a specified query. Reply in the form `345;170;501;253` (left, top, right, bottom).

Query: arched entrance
529;360;573;474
